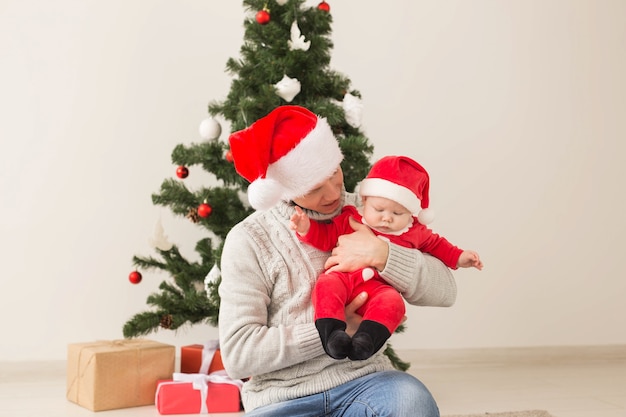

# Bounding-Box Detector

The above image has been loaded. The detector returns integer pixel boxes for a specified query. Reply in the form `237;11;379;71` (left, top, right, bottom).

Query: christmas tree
123;0;409;371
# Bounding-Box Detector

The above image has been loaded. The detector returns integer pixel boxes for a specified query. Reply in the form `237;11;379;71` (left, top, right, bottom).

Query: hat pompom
417;208;435;225
247;177;284;211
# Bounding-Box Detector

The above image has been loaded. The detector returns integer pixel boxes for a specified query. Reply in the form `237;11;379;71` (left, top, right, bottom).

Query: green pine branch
170;141;245;187
384;344;411;372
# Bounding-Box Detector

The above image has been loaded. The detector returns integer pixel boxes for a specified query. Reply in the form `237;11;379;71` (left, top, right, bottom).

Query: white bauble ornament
274;74;301;102
199;117;222;140
276;0;288;5
288;21;310;51
343;93;363;128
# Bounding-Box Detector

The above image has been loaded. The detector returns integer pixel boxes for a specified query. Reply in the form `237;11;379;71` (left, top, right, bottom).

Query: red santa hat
359;155;435;225
228;105;343;210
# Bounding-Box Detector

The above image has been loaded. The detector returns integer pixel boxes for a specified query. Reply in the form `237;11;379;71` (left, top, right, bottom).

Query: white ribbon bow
199;340;219;374
172;371;243;414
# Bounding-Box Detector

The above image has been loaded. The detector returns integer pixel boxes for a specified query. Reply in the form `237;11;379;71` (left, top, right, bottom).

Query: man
218;105;456;416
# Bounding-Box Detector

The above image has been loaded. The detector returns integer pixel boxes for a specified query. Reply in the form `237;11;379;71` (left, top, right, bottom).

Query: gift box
180;340;224;374
155;371;243;414
66;339;175;411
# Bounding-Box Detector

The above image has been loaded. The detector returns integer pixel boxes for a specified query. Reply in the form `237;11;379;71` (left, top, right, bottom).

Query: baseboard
396;344;626;368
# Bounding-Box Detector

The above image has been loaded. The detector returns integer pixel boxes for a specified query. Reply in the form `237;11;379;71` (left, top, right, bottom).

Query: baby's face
361;196;413;233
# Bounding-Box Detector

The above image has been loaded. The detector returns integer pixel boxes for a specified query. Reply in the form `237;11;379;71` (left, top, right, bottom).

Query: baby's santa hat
228;105;343;211
359;155;435;225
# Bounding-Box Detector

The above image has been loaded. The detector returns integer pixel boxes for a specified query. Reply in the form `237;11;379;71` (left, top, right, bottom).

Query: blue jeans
243;370;440;417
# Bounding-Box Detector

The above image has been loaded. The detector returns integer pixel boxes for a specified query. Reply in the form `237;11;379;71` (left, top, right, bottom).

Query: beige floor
1;346;625;417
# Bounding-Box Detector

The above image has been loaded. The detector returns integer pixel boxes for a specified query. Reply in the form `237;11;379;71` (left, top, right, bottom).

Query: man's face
292;167;344;215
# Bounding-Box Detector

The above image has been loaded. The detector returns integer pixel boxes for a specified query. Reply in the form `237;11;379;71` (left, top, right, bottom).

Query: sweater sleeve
379;243;458;307
218;221;324;380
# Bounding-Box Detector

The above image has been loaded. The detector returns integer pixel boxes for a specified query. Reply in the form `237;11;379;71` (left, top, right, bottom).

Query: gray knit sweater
218;192;457;412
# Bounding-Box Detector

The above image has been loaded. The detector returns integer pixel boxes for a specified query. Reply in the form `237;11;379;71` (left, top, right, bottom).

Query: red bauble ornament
225;150;234;163
198;202;212;218
176;166;189;179
256;9;270;25
318;1;330;12
129;270;142;284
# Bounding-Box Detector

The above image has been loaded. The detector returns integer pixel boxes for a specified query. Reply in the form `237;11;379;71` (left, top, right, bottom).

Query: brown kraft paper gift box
66;339;175;411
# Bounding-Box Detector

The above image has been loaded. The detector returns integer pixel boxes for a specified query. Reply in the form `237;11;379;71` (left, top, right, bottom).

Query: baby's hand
289;206;311;236
457;250;483;270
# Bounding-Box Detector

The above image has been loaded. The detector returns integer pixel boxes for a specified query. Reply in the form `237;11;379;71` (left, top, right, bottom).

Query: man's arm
325;217;457;307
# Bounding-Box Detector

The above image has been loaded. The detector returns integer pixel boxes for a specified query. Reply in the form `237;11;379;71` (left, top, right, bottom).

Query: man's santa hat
359;155;435;225
229;105;343;210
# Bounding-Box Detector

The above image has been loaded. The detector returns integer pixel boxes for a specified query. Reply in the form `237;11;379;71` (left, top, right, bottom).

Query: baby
291;155;482;360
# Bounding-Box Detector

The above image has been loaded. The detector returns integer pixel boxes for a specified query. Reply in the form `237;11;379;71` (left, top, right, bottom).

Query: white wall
1;0;624;361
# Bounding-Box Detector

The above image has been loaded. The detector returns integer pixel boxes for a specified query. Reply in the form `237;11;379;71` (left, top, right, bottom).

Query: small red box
180;344;224;374
155;375;242;414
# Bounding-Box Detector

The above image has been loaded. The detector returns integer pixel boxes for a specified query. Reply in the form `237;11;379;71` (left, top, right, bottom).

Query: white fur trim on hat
247;117;343;209
359;177;422;215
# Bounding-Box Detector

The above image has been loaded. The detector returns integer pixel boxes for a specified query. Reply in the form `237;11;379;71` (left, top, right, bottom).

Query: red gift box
180;341;224;374
155;372;243;414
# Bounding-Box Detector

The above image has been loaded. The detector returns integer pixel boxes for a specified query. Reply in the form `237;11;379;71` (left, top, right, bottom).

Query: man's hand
324;217;389;272
345;291;367;336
